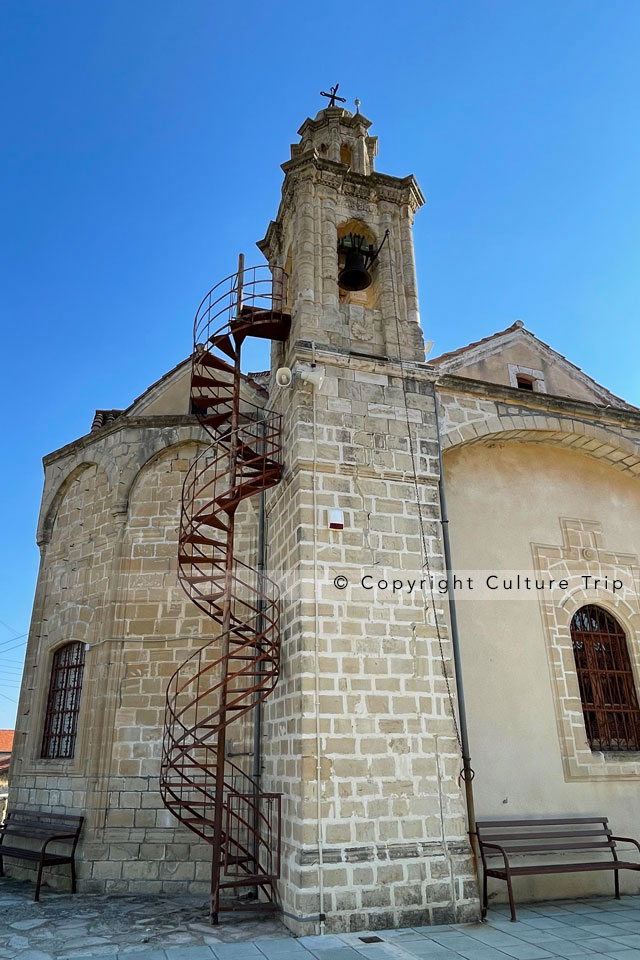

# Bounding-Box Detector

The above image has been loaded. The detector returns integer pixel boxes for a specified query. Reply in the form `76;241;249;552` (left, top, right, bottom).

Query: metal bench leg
481;870;488;918
0;854;4;877
506;870;517;922
35;857;44;902
70;858;77;894
615;870;621;900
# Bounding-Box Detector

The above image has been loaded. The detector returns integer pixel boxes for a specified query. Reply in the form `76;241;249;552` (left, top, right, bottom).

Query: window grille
571;605;640;751
41;642;86;759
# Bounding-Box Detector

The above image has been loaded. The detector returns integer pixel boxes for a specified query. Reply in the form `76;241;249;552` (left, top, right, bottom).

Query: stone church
8;101;640;934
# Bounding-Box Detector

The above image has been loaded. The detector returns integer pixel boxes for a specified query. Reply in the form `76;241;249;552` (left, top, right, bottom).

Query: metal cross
320;84;346;108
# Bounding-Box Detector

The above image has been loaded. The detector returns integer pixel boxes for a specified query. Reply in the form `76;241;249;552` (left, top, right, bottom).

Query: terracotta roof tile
0;730;14;752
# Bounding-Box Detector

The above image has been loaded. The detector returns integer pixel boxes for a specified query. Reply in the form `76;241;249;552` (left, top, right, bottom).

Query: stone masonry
9;105;479;933
257;107;477;932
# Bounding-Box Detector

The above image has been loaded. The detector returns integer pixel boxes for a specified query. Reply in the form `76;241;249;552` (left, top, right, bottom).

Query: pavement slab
2;879;640;960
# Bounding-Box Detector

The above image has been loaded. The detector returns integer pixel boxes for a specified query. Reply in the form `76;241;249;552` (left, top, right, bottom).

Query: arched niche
337;218;379;310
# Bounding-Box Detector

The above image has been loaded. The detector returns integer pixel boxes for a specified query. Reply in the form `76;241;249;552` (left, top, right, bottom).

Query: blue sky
1;0;640;726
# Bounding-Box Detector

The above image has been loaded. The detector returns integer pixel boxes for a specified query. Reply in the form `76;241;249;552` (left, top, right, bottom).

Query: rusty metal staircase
160;259;290;922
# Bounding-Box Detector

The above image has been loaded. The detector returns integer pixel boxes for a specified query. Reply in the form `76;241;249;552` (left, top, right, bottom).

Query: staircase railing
160;259;289;922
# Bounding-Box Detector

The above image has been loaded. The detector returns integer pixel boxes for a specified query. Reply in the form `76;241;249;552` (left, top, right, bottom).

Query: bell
338;249;372;292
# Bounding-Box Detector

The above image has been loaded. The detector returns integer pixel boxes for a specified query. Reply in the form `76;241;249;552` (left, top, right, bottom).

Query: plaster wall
451;340;608;406
444;440;640;903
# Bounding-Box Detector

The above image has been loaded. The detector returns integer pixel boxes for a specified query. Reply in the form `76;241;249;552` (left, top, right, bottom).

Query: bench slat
477;817;608;828
488;860;640;877
482;840;615;854
1;824;76;835
0;845;71;864
7;812;82;826
478;829;611;842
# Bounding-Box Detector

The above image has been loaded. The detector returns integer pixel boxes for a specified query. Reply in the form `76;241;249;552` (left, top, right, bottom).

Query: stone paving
2;879;640;960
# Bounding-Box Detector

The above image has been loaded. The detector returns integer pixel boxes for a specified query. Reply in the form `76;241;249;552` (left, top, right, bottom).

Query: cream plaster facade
9;103;640;929
438;369;640;905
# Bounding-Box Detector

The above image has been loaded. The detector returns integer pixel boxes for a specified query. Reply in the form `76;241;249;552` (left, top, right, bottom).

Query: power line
0;633;27;649
0;640;27;656
0;690;17;704
0;619;24;638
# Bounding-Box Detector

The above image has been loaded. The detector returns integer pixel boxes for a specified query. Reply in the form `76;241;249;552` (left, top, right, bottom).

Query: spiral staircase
160;260;290;922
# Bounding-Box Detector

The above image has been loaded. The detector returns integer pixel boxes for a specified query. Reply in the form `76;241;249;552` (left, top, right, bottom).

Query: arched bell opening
340;142;353;167
337;218;379;309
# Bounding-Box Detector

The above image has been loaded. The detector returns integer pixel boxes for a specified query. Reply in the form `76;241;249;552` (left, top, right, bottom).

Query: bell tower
259;100;477;935
258;102;425;364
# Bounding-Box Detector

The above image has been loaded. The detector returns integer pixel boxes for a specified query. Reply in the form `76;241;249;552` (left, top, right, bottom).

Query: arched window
571;605;640;751
41;642;86;759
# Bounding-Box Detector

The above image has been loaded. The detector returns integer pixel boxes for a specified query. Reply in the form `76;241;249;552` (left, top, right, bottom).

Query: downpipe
433;383;481;899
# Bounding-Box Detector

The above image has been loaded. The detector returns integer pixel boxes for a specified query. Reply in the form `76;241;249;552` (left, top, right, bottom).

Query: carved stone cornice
257;155;425;260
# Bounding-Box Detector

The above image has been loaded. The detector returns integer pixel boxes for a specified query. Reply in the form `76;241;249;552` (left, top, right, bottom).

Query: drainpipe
250;486;266;900
253;488;266;787
433;384;479;865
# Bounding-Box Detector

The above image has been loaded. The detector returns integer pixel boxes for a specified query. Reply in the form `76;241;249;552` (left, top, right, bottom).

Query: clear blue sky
2;0;639;726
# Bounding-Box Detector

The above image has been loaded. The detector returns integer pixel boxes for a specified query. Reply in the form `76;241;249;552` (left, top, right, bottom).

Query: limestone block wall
437;379;640;474
10;417;261;895
262;347;477;934
263;162;425;369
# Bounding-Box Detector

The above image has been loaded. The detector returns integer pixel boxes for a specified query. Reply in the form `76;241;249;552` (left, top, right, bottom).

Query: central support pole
210;254;244;924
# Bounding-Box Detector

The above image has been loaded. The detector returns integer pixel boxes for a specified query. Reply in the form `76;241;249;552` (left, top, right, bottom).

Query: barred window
41;642;86;759
571;605;640;752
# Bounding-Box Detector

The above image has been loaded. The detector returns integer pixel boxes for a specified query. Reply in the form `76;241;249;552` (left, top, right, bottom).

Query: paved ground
2;879;640;960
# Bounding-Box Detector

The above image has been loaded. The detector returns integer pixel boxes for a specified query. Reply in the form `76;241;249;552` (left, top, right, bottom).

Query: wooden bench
0;808;83;901
477;816;640;921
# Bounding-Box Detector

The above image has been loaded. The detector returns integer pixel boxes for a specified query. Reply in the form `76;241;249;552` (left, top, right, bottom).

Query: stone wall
262;347;477;933
9;419;259;895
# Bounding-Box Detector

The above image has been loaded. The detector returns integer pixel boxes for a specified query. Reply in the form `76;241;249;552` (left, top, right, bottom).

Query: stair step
214;334;238;361
191;514;229;530
219;875;278;890
164;762;212;769
190;393;232;407
199;412;230;430
198;353;234;373
178;554;220;565
182;533;218;546
237;307;292;343
191;516;228;532
169;799;212;806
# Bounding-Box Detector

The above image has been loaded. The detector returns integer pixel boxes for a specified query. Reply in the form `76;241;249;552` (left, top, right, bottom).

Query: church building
8;99;640;935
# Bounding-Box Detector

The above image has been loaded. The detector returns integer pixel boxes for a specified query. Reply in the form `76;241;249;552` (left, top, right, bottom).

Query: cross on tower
320;83;346;108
